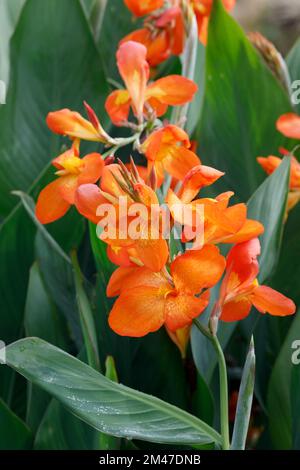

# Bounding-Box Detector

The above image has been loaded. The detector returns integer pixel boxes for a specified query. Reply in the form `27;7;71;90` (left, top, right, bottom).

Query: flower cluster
35;12;296;356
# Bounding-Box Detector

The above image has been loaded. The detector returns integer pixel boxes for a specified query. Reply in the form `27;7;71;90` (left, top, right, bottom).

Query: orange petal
165;325;191;358
58;175;79;204
36;178;71;224
124;0;163;16
46;108;105;142
105;89;131;126
222;219;264;244
251;285;296;316
108;286;165;336
78;153;104;185
179;165;224;203
100;163;128;198
141;125;190;160
134;237;169;272
257;156;281;176
106;245;135;268
75;183;107;224
276;113;300;139
107;266;168;297
121;28;171;67
146;75;198;106
164;290;210;331
116;41;149;120
171;245;226;294
163;147;201;181
220;297;252;322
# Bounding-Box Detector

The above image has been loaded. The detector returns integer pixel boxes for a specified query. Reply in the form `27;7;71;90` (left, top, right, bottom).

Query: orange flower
124;0;163;17
121;5;184;66
75;163;169;271
166;166;264;245
192;0;236;44
36;142;104;224
140;125;201;183
47;102;113;143
257;155;300;213
218;238;296;322
276;113;300;140
105;41;197;125
107;244;226;336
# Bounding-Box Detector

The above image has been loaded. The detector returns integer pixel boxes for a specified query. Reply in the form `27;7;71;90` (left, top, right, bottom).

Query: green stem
102;130;144;159
193;319;230;450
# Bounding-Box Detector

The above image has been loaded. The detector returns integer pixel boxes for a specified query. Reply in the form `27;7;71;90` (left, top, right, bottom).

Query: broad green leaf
195;0;292;200
247;156;291;282
0;397;32;449
231;337;255;450
34;399;98;450
6;338;222;446
287;38;300;114
25;263;70;432
0;0;25;84
267;309;300;449
0;0;109;216
186;42;206;136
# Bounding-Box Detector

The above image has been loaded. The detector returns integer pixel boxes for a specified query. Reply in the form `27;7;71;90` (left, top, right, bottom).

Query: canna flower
75;162;169;271
107;244;226;336
257;155;300;213
121;3;184;66
124;0;164;17
105;41;197;125
140;125;201;183
167;166;264;245
47;102;114;144
192;0;236;44
36;141;104;224
276;113;300;140
218;238;296;321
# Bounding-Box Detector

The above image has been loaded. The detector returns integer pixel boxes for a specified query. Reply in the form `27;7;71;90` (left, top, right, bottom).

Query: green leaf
231;337;255;450
0;0;25;84
6;338;222;445
287;38;300;114
0;0;109;216
291;364;300;449
71;250;101;371
267;309;300;449
0;397;32;449
247;156;291;282
186;42;206;136
195;0;292;200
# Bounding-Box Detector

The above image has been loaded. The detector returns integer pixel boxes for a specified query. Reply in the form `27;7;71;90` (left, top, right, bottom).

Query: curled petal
116;41;149;120
179;165;224;203
251;285;296;316
75;183;107;224
124;0;163;16
146;75;198;106
105;89;131;126
36;178;71;224
222;219;264;244
121;28;171;67
46;108;106;142
171;244;226;294
108;286;166;336
276;113;300;139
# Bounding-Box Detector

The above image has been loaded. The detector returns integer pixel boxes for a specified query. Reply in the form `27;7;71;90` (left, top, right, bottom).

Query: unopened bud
148;165;157;191
104;155;115;165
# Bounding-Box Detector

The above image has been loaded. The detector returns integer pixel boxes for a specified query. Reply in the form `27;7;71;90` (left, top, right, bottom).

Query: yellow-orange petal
171;245;226;294
105;89;131;126
35;178;71;224
78;153;104;185
141;125;191;161
100;163;128;198
146;75;198;105
166;325;191;358
251;285;296;316
220;297;252;322
106;245;135;268
222;219;264;244
179;165;224;203
276;113;300;139
46;109;104;142
124;0;163;17
58;174;79;204
108;286;166;336
106;265;168;297
163;147;201;181
164;290;210;331
75;183;107;224
134;237;169;272
117;41;149;120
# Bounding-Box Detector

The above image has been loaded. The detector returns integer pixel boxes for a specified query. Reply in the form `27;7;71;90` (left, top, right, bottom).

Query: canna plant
0;0;299;452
